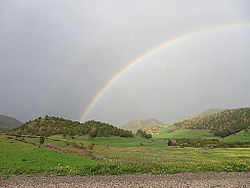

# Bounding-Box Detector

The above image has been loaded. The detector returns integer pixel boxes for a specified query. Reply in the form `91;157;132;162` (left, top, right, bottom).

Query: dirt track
0;172;249;188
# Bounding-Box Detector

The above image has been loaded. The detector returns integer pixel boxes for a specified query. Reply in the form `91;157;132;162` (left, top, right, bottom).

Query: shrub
136;129;152;139
39;136;45;146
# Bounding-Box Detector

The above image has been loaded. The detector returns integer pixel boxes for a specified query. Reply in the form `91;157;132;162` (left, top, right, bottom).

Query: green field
0;137;100;175
153;129;215;139
0;135;249;176
51;135;167;147
223;130;250;142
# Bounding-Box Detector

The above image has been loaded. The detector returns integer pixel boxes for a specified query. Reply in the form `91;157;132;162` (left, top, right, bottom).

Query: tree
90;128;97;138
136;129;152;139
63;133;67;139
168;139;172;146
39;136;45;147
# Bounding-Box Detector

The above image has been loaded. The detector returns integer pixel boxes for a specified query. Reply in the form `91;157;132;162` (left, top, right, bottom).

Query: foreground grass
0;136;249;176
0;137;100;176
92;142;250;164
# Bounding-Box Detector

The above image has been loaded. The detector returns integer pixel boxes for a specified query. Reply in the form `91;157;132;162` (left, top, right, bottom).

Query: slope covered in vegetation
173;108;250;137
0;114;22;129
223;129;250;142
10;116;133;137
153;129;214;139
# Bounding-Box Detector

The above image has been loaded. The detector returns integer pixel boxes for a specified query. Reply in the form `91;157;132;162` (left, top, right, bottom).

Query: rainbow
80;22;250;121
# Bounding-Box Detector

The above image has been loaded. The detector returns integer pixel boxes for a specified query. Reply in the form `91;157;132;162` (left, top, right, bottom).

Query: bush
39;136;45;146
136;129;152;139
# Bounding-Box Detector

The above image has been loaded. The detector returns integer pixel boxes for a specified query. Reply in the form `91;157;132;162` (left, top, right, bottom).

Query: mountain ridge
0;114;22;129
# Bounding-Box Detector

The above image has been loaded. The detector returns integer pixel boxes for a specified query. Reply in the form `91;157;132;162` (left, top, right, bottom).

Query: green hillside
10;116;133;138
154;129;215;139
122;119;167;133
223;129;250;142
173;108;250;137
0;114;22;129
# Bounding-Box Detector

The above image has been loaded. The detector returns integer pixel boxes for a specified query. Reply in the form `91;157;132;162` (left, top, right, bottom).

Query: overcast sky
0;0;250;125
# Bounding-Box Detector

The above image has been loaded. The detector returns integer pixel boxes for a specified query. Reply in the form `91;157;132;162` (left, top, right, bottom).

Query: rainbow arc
80;22;250;121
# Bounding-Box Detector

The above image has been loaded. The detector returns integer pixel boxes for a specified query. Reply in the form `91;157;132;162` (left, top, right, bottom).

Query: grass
1;135;250;176
223;130;250;142
93;145;250;164
153;125;175;134
51;135;168;147
0;137;100;175
153;129;216;139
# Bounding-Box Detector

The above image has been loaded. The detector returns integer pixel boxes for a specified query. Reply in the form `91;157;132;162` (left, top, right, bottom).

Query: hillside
10;116;133;137
223;129;250;142
122;119;167;133
154;129;214;139
0;114;22;129
173;108;250;137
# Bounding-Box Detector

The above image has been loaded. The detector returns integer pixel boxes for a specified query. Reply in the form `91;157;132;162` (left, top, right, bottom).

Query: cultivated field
0;135;249;176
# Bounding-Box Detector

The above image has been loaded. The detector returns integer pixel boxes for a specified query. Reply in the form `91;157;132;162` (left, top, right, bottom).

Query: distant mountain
0;114;22;129
173;108;250;137
122;119;167;133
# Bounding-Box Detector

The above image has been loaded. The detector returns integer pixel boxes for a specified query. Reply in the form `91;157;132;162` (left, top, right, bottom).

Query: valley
0;107;249;178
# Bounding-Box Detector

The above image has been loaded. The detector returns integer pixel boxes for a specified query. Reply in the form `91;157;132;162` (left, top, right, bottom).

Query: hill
121;119;167;133
0;114;22;129
10;116;133;137
173;108;250;137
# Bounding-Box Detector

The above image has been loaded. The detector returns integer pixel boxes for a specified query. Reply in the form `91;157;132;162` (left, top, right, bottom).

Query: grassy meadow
153;129;215;139
153;128;250;143
0;137;100;176
0;134;249;176
223;129;250;142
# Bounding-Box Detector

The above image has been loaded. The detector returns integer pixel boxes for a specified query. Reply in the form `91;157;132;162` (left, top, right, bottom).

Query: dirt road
1;172;249;188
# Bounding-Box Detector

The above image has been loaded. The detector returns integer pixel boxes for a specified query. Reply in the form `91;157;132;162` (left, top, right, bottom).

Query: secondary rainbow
80;22;250;121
